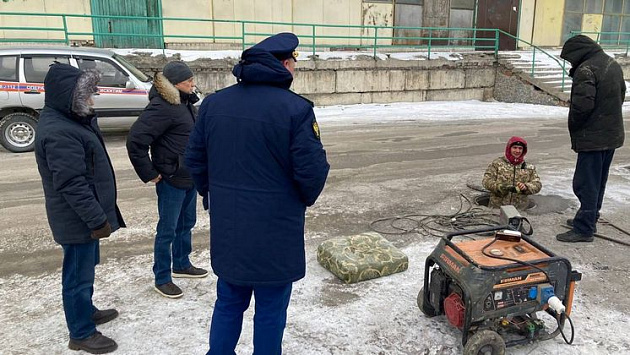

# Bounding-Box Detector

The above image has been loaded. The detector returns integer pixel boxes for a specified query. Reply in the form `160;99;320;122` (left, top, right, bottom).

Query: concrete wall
0;0;92;42
123;53;496;106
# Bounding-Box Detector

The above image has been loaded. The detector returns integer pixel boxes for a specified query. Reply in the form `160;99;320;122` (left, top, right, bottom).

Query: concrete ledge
405;71;430;90
371;90;426;103
429;69;466;90
336;70;392;93
124;54;498;106
294;71;336;94
305;92;373;106
426;88;485;101
465;68;496;88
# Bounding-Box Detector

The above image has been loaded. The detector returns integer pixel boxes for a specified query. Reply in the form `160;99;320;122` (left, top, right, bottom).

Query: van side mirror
125;80;136;90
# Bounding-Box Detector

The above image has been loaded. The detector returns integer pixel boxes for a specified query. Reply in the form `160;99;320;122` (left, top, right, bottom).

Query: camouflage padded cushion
317;232;408;284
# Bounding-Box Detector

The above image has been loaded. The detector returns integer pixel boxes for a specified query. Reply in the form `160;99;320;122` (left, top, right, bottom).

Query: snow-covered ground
1;100;630;355
314;101;570;125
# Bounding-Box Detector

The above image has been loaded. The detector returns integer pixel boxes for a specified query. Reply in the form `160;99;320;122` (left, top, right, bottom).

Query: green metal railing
498;30;569;92
0;12;501;59
570;30;630;55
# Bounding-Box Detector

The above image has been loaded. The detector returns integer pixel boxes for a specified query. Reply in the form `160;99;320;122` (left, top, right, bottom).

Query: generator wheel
463;330;506;355
417;287;437;317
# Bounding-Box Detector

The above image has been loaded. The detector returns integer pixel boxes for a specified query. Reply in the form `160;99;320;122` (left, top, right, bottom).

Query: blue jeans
572;150;615;235
62;241;99;340
154;180;197;285
207;278;292;355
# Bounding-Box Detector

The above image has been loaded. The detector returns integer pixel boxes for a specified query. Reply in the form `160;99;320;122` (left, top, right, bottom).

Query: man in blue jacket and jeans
35;63;125;354
127;61;208;299
186;32;330;354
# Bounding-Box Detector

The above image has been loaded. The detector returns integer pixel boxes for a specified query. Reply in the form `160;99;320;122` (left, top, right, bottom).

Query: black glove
202;194;209;211
91;221;112;240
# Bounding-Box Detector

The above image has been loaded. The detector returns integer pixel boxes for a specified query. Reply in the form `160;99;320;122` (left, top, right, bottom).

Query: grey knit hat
162;61;193;84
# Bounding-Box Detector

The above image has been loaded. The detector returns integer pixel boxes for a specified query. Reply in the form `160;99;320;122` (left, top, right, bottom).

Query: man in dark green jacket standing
557;35;626;243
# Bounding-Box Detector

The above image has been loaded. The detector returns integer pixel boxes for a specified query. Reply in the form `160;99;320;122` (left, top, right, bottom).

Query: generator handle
445;225;509;240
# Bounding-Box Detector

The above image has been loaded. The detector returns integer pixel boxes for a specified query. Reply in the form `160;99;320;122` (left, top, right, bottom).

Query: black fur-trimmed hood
72;70;100;117
44;63;100;118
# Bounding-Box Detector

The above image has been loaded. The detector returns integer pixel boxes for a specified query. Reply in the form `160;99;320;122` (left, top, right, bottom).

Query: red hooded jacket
505;136;527;166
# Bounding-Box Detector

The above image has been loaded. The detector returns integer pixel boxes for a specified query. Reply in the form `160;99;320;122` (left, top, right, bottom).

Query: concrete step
497;54;522;59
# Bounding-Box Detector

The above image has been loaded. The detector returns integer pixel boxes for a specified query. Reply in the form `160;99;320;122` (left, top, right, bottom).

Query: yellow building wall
582;13;603;41
0;0;92;42
205;0;363;49
210;0;293;45
161;0;214;44
531;0;565;47
361;2;394;47
292;0;363;49
518;0;536;47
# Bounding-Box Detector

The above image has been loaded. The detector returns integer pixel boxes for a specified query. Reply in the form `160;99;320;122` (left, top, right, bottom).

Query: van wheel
0;113;38;153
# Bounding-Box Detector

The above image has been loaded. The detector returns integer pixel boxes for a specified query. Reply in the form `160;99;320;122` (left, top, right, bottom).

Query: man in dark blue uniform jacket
35;63;125;354
185;32;330;354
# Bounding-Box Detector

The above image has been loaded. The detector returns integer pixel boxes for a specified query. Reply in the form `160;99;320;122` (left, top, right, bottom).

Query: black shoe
556;229;594;243
92;308;118;325
567;218;597;233
154;281;183;298
172;265;209;279
68;331;117;354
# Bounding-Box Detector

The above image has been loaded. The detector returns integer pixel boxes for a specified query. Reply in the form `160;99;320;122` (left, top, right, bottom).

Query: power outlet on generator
537;283;555;304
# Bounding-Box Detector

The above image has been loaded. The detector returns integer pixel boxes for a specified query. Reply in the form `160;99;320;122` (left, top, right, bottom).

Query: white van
0;47;152;152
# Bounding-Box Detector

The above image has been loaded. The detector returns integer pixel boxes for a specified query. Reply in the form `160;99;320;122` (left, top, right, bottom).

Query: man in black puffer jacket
127;61;208;298
35;63;125;354
557;35;626;243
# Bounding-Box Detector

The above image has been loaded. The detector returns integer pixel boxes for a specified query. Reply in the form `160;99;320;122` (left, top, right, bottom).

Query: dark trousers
154;180;197;285
207;278;292;355
62;240;99;340
572;149;615;235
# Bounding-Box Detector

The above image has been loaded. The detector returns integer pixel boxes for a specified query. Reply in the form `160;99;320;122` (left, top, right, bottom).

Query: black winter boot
92;308;119;325
556;229;594;243
68;331;117;354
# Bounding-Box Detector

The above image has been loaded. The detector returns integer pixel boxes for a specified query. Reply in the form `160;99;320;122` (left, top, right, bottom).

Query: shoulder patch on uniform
312;117;321;140
290;91;314;107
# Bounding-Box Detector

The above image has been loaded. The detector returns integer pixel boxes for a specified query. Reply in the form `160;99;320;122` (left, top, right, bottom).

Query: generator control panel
483;282;556;311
